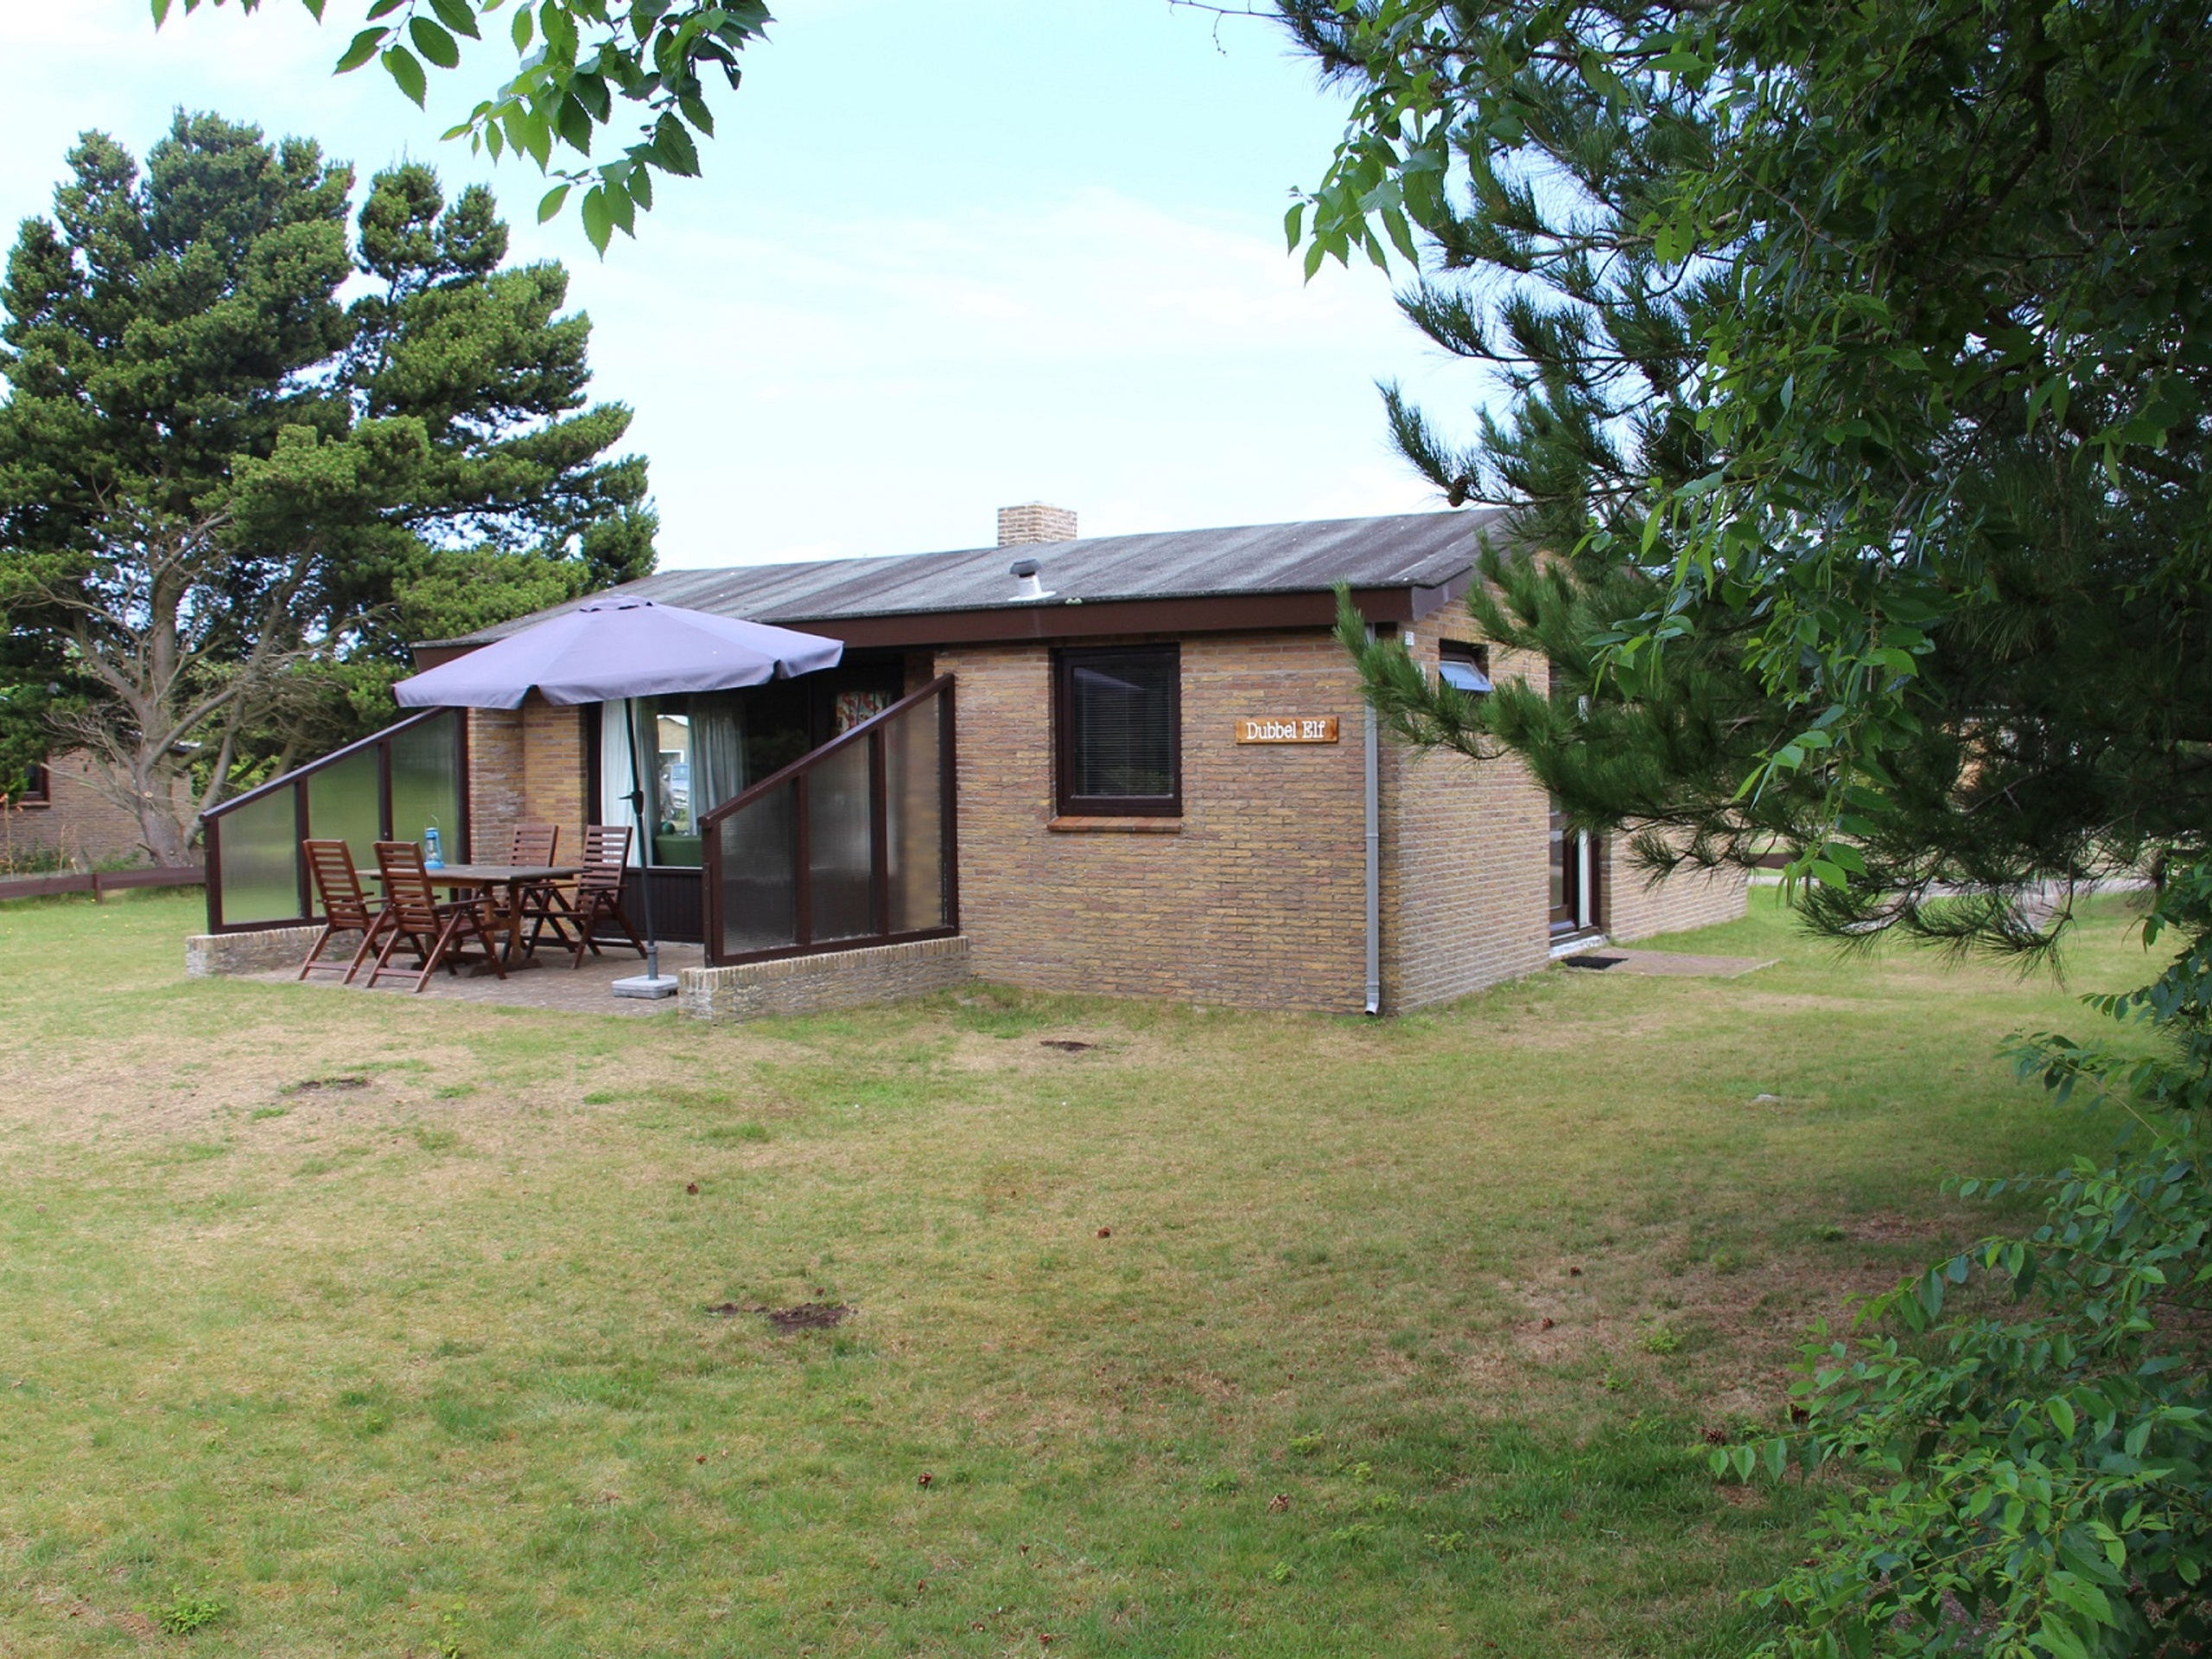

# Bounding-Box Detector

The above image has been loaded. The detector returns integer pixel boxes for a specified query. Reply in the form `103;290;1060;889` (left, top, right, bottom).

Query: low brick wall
679;935;971;1023
186;924;327;978
1602;847;1751;944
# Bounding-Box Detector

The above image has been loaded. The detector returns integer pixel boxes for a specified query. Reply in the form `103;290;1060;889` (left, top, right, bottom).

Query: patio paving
250;941;707;1015
1559;949;1776;978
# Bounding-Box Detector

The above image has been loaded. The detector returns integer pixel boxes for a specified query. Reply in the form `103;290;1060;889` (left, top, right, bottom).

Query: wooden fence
0;867;204;905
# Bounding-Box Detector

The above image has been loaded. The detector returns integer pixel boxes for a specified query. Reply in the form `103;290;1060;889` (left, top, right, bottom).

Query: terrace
193;677;960;1012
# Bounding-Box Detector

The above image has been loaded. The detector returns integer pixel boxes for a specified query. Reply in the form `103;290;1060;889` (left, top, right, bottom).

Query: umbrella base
611;973;681;1001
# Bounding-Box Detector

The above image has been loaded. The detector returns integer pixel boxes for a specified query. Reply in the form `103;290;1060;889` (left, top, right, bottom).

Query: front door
1549;799;1600;939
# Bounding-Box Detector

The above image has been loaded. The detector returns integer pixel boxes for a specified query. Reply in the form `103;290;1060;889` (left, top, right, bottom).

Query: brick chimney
997;502;1077;546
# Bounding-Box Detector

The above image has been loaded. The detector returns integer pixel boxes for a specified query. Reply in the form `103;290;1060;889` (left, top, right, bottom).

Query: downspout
1363;679;1382;1017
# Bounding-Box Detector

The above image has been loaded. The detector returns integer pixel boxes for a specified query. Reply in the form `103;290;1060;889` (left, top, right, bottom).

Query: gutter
1363;685;1382;1017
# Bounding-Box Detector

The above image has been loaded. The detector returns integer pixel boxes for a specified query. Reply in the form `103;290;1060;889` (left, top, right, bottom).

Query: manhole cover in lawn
707;1301;853;1331
1039;1039;1095;1052
1562;954;1627;971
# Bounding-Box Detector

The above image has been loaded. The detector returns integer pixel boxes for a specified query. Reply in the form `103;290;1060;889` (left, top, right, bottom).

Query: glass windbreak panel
717;783;798;956
808;737;876;942
390;714;462;861
304;747;382;883
215;785;302;924
884;696;944;933
1068;647;1176;799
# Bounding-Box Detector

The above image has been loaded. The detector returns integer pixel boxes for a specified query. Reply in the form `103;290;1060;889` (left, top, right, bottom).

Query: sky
0;0;1484;569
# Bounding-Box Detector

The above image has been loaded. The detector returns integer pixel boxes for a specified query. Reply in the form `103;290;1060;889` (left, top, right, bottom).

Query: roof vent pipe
1008;557;1054;602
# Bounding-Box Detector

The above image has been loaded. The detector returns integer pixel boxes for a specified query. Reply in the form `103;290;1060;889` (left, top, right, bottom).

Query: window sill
6;800;51;810
1048;816;1182;835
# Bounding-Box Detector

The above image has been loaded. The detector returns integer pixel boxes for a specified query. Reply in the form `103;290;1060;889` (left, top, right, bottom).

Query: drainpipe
1363;686;1382;1017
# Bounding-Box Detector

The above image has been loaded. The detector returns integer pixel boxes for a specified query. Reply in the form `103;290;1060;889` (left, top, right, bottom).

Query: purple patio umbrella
394;598;844;995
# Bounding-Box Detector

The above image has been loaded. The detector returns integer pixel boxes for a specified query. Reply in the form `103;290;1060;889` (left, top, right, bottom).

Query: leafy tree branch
149;0;772;252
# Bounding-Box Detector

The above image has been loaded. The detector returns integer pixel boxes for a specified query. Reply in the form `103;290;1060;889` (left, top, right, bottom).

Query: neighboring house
200;505;1746;1014
2;752;169;869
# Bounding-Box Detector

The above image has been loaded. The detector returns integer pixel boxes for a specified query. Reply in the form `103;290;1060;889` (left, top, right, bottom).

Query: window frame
14;759;50;806
1438;639;1491;693
1053;643;1183;818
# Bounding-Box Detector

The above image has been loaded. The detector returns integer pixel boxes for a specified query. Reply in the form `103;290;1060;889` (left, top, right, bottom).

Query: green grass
0;885;2161;1656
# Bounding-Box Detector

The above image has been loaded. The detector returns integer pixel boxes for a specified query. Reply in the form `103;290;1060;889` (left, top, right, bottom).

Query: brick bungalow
382;505;1745;1015
3;752;176;870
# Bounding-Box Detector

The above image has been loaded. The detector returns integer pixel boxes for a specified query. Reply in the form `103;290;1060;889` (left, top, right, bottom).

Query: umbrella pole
623;696;663;983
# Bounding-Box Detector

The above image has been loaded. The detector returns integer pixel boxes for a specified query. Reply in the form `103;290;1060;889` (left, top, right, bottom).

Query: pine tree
0;112;654;857
1290;0;2212;957
1293;6;2212;1649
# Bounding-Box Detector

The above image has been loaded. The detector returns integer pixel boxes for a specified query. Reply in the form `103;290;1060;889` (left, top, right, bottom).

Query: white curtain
599;701;646;866
691;694;747;820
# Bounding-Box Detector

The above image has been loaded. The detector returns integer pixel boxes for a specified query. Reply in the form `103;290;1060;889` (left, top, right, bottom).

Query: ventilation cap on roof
1007;557;1054;603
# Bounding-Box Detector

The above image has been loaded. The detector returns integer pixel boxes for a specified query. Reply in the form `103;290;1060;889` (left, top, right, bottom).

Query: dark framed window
1439;639;1493;694
15;760;50;804
1054;644;1181;817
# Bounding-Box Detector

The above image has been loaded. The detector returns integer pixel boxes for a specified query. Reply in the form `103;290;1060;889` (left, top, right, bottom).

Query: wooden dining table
369;862;581;969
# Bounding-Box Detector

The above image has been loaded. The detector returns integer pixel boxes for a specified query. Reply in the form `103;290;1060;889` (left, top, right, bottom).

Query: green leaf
334;26;387;72
652;112;699;176
537;183;569;223
428;0;482;37
556;94;595;154
382;43;429;106
511;3;533;49
580;184;613;254
2048;1395;2077;1440
409;16;462;69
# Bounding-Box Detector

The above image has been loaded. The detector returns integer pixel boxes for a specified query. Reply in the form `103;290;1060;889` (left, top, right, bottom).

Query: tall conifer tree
0;112;653;858
1289;4;2212;1649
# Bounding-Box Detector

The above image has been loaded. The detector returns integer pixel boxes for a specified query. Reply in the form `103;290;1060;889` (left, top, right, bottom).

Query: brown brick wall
522;698;589;855
2;751;184;868
1384;622;1554;1009
1600;836;1751;942
680;935;970;1022
492;626;1667;1014
465;708;524;861
940;632;1374;1012
467;697;588;863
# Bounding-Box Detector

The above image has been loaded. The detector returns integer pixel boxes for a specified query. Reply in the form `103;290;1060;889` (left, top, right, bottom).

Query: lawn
0;887;2158;1657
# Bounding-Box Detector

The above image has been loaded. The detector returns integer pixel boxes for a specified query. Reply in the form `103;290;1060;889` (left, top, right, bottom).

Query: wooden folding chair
507;823;559;865
499;823;568;946
364;841;508;992
529;823;648;968
298;839;388;982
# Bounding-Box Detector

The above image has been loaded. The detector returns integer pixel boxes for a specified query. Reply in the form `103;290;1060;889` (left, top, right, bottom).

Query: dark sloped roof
424;509;1503;649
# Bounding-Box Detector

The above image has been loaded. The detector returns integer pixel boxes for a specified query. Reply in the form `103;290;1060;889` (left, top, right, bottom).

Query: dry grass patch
0;887;2154;1657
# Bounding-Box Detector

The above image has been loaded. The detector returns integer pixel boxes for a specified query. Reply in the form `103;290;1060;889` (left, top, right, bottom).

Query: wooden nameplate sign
1236;717;1340;744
